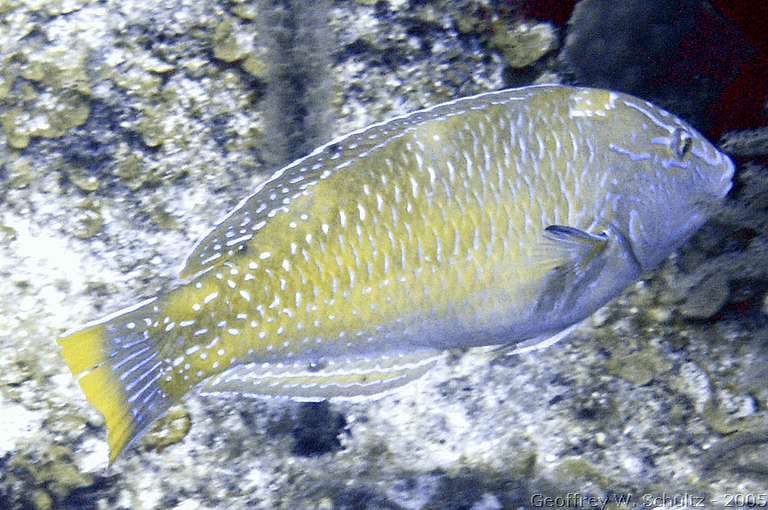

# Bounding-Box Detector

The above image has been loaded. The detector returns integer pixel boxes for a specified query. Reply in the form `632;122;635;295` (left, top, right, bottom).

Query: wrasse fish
58;85;734;463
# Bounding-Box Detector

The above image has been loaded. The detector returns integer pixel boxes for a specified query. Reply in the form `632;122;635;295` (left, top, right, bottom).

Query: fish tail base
58;298;175;464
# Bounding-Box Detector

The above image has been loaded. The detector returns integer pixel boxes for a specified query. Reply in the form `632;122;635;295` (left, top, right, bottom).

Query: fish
57;84;735;463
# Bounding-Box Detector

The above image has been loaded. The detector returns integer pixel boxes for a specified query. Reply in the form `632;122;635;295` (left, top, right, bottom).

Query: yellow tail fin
58;297;175;464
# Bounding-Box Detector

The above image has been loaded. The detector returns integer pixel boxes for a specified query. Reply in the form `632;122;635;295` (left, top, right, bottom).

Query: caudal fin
58;297;176;464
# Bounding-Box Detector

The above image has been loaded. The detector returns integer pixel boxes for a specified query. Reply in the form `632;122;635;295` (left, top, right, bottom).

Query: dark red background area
513;0;577;26
508;0;768;140
707;0;768;137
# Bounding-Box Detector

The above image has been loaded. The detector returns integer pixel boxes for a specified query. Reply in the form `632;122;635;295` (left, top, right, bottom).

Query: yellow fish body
58;85;734;462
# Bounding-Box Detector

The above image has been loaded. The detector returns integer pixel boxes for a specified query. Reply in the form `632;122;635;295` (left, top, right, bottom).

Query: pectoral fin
532;225;612;317
539;225;609;278
201;350;442;402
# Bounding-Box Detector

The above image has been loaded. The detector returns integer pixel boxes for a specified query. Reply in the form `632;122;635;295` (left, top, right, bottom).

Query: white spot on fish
426;166;436;186
226;234;251;247
410;176;419;198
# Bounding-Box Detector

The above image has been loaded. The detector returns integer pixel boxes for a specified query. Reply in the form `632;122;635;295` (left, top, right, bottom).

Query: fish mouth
717;179;733;198
715;157;735;198
694;145;735;198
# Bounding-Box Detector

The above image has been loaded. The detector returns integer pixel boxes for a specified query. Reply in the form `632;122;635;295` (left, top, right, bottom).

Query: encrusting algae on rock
57;85;734;464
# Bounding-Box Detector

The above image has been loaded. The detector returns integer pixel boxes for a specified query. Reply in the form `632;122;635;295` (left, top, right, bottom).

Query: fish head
606;97;735;271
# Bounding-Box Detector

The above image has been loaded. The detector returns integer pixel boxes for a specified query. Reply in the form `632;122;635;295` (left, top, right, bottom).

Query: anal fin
201;350;442;402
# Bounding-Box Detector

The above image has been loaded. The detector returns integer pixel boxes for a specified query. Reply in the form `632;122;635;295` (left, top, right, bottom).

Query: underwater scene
1;0;768;508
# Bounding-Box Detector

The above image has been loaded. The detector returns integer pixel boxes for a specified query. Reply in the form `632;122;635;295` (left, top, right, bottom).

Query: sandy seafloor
1;1;768;509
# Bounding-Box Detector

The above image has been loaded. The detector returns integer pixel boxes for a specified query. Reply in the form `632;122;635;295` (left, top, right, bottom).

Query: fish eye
671;128;693;159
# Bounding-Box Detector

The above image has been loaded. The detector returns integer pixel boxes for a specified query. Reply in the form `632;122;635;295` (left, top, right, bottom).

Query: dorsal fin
180;113;423;280
200;349;442;402
180;87;544;280
179;154;333;280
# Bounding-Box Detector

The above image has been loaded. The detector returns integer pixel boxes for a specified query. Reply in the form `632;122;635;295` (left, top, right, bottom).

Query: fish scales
57;85;734;462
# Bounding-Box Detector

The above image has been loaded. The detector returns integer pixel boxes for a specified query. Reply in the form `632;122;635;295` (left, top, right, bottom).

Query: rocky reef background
1;1;767;509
